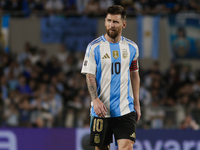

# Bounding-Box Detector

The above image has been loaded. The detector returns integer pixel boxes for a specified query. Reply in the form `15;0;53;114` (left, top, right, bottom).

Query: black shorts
90;111;136;147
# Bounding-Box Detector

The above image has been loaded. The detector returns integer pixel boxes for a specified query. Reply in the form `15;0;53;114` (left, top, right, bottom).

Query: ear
105;18;106;27
122;20;127;29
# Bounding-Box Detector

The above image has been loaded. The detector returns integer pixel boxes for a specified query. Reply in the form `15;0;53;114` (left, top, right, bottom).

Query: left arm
130;71;141;122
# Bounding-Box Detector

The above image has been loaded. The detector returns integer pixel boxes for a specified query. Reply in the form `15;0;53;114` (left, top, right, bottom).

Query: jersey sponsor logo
84;60;88;66
122;48;128;59
113;51;119;59
130;132;136;138
102;53;110;59
94;134;100;143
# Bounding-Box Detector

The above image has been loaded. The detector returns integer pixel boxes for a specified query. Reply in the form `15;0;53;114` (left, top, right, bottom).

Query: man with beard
81;5;141;150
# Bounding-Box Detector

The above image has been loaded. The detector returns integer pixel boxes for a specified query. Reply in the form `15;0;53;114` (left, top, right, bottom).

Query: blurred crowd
0;42;90;128
0;0;200;17
139;61;200;130
0;42;200;130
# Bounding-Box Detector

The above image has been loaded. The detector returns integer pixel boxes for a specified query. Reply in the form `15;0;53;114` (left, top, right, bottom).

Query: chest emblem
122;49;128;59
113;51;119;59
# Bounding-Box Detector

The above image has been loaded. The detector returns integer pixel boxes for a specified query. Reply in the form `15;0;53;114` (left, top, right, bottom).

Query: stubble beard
106;28;119;39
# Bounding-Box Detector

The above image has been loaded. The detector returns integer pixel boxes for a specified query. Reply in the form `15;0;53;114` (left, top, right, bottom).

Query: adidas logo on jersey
102;53;110;59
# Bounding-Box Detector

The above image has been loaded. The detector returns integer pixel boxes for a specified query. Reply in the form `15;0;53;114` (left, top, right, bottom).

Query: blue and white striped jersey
81;35;139;118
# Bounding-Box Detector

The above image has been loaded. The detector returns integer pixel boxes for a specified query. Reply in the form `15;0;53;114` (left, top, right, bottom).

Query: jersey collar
101;35;124;43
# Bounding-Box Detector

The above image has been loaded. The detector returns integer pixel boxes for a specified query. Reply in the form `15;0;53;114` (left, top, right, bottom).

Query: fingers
98;107;106;117
95;109;101;117
93;98;107;118
103;104;107;112
95;104;107;118
101;107;107;117
137;113;141;122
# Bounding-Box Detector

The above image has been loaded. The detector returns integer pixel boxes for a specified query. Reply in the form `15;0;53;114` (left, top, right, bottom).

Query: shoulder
87;36;104;50
122;37;138;50
86;36;104;56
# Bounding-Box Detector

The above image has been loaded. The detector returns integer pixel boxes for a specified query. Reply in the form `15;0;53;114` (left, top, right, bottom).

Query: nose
110;22;115;28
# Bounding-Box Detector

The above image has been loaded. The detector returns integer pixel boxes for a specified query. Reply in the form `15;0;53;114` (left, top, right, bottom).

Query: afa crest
94;134;100;143
122;49;128;59
113;51;119;59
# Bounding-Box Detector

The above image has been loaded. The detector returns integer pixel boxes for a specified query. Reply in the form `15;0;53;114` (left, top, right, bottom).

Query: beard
106;28;120;39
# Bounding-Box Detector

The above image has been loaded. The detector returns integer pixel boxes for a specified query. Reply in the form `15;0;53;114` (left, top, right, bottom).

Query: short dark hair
106;5;126;20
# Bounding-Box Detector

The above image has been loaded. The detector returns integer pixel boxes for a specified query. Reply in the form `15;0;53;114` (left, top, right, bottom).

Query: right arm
86;73;107;117
86;73;98;100
82;43;107;117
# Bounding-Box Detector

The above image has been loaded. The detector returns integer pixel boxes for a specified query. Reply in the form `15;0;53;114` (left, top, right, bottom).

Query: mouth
109;29;116;32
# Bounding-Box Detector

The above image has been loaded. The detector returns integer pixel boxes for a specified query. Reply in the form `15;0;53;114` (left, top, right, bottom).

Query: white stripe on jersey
119;41;131;116
99;42;111;117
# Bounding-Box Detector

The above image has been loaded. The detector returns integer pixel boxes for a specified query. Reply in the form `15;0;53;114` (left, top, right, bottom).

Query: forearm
130;71;140;106
86;73;98;100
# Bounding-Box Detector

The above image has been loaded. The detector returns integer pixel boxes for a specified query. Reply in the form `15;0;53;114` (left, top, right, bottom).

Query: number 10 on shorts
93;119;103;132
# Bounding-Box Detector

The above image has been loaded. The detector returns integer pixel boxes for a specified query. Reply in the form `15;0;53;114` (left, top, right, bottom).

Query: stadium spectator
164;65;180;98
1;76;9;100
76;0;89;14
145;100;165;129
55;44;69;64
17;42;31;64
180;64;196;83
17;75;32;95
45;0;64;13
99;0;114;14
139;83;152;106
65;108;75;127
134;0;151;14
4;103;19;127
18;98;32;127
7;71;19;91
63;0;77;13
191;98;200;126
180;115;200;130
84;0;100;15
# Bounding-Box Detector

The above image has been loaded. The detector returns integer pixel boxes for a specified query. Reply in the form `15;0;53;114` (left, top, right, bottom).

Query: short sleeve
130;45;139;72
81;45;97;75
133;45;139;61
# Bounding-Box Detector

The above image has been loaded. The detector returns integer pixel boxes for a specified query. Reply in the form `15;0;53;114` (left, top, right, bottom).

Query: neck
104;34;121;43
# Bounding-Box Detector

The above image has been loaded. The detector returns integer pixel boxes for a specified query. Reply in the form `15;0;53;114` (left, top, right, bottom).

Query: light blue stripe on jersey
94;45;101;96
91;45;101;117
124;37;137;46
101;35;106;42
128;43;137;112
121;36;124;41
110;43;121;117
87;37;102;57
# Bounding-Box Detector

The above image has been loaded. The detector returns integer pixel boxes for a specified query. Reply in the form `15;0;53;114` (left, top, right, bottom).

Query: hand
134;105;141;122
93;97;107;118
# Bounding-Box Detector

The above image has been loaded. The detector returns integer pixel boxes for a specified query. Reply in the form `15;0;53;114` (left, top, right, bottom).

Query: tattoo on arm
86;74;98;100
